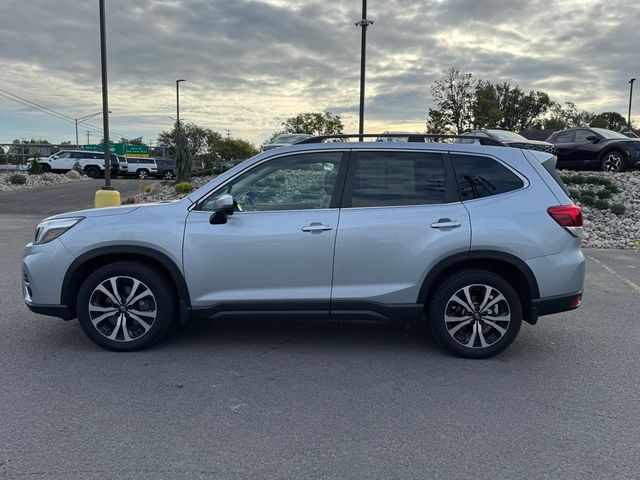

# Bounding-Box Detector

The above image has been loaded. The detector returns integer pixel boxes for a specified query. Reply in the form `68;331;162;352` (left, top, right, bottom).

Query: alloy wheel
602;153;623;172
88;276;157;342
444;284;511;349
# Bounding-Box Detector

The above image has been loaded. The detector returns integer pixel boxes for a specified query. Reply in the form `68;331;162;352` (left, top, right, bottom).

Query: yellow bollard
94;189;121;208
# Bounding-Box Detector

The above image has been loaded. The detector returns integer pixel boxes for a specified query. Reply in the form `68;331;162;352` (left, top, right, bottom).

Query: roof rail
295;133;506;147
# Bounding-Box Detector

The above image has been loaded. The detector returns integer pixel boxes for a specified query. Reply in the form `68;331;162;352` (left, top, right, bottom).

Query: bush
8;174;26;185
174;182;193;194
610;204;626;216
579;193;595;206
144;185;152;193
604;184;620;194
28;159;42;175
596;190;612;200
567;188;581;199
593;199;609;210
570;175;586;184
72;160;83;175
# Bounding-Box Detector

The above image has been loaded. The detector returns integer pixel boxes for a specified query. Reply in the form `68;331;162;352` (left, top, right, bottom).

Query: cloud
0;0;638;145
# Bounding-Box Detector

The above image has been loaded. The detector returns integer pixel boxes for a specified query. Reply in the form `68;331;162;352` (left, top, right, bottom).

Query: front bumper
25;302;72;320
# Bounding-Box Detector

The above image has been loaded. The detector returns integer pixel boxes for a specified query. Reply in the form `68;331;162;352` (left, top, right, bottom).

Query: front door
331;149;471;307
183;151;347;311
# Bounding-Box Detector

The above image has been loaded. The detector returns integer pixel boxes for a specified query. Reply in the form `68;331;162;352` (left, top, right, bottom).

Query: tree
590;111;627;131
542;102;593;130
472;82;553;131
119;136;144;145
429;68;476;133
425;109;452;134
158;122;211;159
216;139;259;163
280;112;344;136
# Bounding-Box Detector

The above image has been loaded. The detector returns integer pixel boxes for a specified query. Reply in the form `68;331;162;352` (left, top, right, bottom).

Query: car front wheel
428;269;522;358
76;261;175;351
600;151;626;172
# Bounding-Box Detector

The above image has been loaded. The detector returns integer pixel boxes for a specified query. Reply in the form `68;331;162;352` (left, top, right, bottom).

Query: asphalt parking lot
1;183;639;479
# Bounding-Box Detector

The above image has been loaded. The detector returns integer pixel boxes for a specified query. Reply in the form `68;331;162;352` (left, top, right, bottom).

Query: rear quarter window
451;154;524;200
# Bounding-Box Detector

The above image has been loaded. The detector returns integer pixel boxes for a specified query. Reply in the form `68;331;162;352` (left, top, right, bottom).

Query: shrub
593;199;609;210
610;204;626;216
570;175;586;184
72;160;83;175
9;173;26;185
585;176;610;186
144;185;152;193
28;159;42;175
174;182;193;194
567;188;581;199
604;184;620;194
596;190;612;200
579;193;595;206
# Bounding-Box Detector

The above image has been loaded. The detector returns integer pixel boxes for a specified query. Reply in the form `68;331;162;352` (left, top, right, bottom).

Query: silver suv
22;137;585;357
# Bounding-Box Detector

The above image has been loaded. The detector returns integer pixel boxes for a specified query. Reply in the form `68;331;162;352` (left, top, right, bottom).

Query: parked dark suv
546;127;640;172
154;158;176;180
458;129;556;154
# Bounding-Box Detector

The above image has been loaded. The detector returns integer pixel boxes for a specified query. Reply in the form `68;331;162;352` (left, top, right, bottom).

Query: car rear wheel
163;170;175;180
137;169;149;179
600;151;626;172
85;166;100;178
77;262;175;351
427;269;522;358
40;163;51;173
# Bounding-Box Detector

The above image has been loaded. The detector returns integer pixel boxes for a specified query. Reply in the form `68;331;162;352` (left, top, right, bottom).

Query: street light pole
355;0;374;142
99;0;112;190
628;78;636;130
75;110;109;147
176;79;185;161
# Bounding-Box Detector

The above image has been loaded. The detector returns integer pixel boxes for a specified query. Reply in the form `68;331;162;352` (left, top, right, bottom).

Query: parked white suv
123;158;158;178
37;150;120;178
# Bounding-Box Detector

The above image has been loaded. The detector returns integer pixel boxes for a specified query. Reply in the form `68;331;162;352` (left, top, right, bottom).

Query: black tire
76;261;176;351
40;163;51;173
137;169;149;179
427;269;522;359
163;170;175;180
600;150;627;172
85;166;100;178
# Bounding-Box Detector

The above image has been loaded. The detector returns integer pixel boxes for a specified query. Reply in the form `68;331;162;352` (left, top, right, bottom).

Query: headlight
34;217;83;245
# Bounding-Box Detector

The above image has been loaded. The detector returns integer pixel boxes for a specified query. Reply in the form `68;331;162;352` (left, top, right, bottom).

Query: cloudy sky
0;0;638;146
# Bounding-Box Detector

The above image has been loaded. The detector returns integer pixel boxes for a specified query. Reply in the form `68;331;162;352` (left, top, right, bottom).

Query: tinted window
574;129;593;143
452;154;524;200
350;151;446;207
555;131;575;143
202;152;344;212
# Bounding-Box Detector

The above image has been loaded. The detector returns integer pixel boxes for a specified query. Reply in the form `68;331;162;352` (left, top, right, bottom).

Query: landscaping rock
0;171;90;192
65;170;81;179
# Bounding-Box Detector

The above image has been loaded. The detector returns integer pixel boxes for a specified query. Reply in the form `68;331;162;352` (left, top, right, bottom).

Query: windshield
591;128;629;139
272;134;311;144
487;130;528;141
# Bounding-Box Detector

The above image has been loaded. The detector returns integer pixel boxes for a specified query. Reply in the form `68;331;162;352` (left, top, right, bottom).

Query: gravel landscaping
0;171;90;192
134;170;640;250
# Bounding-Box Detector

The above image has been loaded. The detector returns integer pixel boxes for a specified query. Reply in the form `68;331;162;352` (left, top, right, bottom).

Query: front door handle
302;222;333;233
430;218;462;229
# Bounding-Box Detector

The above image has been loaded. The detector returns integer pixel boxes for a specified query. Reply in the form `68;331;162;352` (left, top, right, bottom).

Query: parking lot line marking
587;255;640;295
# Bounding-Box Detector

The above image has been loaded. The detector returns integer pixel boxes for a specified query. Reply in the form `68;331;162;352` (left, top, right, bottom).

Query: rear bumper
25;302;72;320
532;291;582;317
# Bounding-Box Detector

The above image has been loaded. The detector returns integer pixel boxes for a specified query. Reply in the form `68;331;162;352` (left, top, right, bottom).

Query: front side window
349;151;447;207
452;154;524;200
54;152;71;159
201;152;344;212
574;129;594;143
555;131;575;143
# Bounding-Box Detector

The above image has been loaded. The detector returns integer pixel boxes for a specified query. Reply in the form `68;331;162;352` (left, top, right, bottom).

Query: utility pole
225;129;231;139
355;0;374;142
176;79;185;161
86;131;91;144
99;0;112;189
628;78;636;130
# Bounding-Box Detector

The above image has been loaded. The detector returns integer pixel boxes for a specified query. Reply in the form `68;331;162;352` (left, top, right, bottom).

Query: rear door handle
302;222;333;233
430;218;462;229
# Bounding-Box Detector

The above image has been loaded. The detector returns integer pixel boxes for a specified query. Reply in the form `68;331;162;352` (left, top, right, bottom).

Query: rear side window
451;154;524;200
350;151;446;207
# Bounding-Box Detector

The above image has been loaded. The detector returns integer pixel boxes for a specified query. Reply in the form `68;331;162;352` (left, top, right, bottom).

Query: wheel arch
61;246;191;323
418;251;540;325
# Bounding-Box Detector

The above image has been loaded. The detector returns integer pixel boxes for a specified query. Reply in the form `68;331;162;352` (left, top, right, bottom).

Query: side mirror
586;135;599;142
209;194;234;225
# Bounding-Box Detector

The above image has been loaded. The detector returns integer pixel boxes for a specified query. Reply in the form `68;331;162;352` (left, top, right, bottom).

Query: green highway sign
83;143;149;157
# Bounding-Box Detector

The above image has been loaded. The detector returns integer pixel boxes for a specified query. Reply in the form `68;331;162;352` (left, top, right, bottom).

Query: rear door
331;149;471;306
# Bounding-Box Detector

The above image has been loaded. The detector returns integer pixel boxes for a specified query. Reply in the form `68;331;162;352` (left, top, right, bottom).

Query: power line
0;87;75;121
0;91;76;126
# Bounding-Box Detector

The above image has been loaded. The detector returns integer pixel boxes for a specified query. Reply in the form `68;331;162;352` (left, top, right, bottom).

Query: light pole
75;110;110;147
628;78;636;130
355;0;374;141
176;79;185;161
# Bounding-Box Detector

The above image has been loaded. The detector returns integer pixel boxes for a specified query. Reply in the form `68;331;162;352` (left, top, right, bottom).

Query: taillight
548;205;583;237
